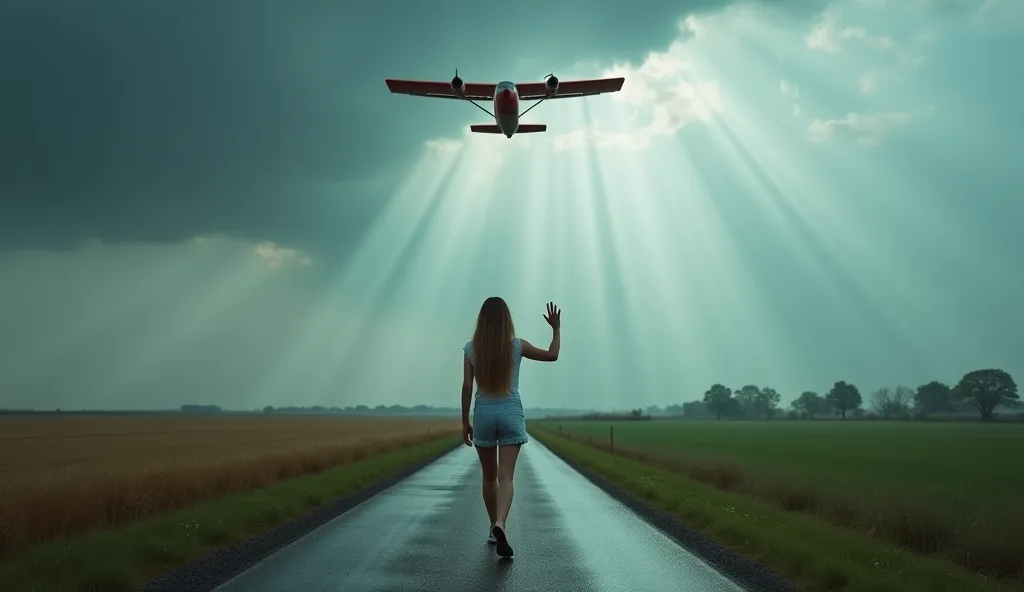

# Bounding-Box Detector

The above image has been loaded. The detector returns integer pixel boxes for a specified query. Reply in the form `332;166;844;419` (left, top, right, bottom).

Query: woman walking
461;298;561;558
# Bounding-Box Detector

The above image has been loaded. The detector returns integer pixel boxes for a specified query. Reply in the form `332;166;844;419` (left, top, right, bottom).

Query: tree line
689;368;1019;422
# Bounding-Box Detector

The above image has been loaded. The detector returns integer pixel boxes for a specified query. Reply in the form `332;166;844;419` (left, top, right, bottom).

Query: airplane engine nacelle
545;75;559;94
451;76;465;93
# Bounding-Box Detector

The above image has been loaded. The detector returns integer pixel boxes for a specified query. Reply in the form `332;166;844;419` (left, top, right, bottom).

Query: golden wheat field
0;414;459;558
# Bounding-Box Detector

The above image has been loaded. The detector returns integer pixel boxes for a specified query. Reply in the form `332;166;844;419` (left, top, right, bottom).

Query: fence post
558;424;562;436
610;425;614;453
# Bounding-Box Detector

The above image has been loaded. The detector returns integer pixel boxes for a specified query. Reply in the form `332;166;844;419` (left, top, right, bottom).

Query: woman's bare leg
475;445;498;527
495;444;522;528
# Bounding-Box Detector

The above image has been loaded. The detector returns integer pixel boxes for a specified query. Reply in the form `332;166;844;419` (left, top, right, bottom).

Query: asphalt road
214;438;747;592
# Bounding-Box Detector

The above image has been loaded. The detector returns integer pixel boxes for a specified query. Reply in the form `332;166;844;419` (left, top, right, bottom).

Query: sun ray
102;251;275;395
258;144;469;402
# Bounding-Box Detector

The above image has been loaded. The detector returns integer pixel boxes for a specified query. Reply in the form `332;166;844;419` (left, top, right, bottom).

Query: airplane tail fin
469;124;547;134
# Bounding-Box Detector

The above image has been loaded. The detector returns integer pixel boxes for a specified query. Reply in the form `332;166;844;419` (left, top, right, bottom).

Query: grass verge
0;434;460;592
532;428;1014;592
535;420;1024;580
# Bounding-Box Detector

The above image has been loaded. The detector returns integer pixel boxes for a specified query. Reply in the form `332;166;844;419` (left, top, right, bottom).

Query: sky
1;0;1022;412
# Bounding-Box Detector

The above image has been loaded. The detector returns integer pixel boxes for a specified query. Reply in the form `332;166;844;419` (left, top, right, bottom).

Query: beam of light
270;132;523;404
579;101;662;407
515;134;554;298
579;105;738;395
561;106;617;407
256;143;470;403
683;17;947;378
337;137;586;403
100;241;283;397
320;136;510;399
627;142;736;386
695;9;990;356
684;5;1024;382
311;149;469;395
564;49;801;386
512;137;578;405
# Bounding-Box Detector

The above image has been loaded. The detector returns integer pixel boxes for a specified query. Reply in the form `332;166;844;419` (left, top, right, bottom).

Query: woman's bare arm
522;330;559;362
461;355;474;425
522;302;561;362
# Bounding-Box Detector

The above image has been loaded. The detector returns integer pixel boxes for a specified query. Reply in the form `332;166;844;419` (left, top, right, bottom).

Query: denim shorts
472;393;529;447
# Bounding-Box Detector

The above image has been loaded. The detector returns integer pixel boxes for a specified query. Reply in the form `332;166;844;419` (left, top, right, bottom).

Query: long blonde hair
472;296;515;395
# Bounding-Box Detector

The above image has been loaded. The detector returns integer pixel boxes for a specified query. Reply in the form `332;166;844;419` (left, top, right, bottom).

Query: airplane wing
516;77;625;101
385;79;496;101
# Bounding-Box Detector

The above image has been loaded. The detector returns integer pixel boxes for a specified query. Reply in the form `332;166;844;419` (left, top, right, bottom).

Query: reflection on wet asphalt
216;437;746;592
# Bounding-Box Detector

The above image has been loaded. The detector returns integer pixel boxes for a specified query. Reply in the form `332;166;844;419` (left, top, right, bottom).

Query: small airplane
385;70;625;138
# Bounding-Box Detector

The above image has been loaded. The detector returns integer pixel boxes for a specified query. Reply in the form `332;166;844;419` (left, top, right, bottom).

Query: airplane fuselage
493;81;519;138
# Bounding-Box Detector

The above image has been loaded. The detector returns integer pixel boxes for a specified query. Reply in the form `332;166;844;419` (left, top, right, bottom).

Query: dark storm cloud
0;0;822;253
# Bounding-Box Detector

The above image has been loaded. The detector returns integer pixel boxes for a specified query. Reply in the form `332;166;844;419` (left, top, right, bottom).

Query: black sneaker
491;524;513;558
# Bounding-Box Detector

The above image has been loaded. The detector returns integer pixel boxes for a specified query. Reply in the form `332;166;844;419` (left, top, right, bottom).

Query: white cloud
806;11;896;52
679;14;707;38
807;111;913;146
780;79;802;117
553;76;723;151
803;7;933;99
551;22;723;151
252;241;313;268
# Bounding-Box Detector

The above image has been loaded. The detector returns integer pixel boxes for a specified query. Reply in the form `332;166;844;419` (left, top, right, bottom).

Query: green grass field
533;420;1024;587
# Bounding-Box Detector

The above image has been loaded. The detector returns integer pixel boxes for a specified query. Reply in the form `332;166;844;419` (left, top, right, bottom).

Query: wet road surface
215;437;746;592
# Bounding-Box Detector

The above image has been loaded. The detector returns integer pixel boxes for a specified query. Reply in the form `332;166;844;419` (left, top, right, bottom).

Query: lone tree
791;391;825;419
871;386;914;420
757;387;782;419
871;388;892;418
735;385;761;418
953;369;1019;421
703;384;734;420
826;381;862;420
914;381;953;414
891;385;914;417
